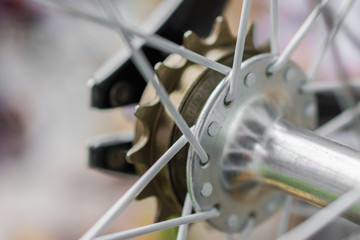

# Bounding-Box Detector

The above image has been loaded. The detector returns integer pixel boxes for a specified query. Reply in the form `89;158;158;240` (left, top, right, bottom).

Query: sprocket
126;16;268;221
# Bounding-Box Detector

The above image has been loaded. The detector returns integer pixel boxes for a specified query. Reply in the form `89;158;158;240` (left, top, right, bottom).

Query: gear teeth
183;30;205;53
155;199;179;222
127;101;161;164
155;60;187;91
206;16;235;46
128;58;189;165
136;180;157;200
127;16;266;224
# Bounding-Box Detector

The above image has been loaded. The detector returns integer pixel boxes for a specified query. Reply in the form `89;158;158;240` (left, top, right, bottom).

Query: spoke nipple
244;72;257;87
207;121;220;137
201;182;213;197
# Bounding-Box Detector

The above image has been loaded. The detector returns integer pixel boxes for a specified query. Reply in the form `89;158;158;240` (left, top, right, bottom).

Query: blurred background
0;0;360;239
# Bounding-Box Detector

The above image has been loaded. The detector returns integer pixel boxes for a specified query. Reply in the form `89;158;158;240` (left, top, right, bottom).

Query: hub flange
187;54;317;232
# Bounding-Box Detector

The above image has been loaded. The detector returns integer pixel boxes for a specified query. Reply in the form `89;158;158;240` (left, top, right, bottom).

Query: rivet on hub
244;72;257;87
207;121;220;137
201;182;213;197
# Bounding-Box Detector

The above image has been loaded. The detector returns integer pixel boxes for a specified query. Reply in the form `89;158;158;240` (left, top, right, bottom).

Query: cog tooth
135;98;161;119
183;30;206;53
127;102;161;164
136;180;157;200
154;63;175;92
155;61;186;92
159;54;187;71
127;16;266;225
206;16;235;46
155;199;179;222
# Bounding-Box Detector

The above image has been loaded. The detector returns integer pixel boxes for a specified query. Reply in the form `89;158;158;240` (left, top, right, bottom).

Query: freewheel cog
127;17;268;221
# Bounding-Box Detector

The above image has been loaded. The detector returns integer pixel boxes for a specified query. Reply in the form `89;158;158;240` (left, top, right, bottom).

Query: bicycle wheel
34;0;360;239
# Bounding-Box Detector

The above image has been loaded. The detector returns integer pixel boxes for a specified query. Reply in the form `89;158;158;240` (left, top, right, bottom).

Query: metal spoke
308;0;356;80
176;193;193;240
79;134;189;240
323;3;360;53
94;209;220;240
277;196;293;236
34;0;230;75
320;1;360;133
270;0;280;55
315;102;360;136
268;0;334;73
277;188;360;240
301;81;360;93
226;0;252;103
237;216;255;240
97;0;208;163
146;35;231;75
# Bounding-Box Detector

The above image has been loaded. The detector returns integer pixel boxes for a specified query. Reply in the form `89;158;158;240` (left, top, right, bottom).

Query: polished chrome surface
223;98;360;225
259;118;360;223
188;54;317;232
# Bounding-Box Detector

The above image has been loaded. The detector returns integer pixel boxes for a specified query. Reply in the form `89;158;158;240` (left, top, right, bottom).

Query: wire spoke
277;196;293;236
94;209;220;240
308;0;356;80
322;4;360;133
97;0;208;162
146;35;231;75
176;193;193;240
277;188;360;240
268;0;334;73
301;80;360;93
270;0;279;55
33;0;230;75
315;102;360;136
79;133;189;240
237;216;255;240
226;0;252;103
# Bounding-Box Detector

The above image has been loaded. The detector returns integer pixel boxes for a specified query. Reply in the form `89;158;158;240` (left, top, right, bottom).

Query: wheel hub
188;54;317;232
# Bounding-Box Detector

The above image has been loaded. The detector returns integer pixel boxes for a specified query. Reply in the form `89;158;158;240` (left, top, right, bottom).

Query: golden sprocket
126;16;268;221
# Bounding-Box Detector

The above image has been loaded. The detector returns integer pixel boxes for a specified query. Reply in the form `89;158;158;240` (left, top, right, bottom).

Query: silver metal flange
187;54;317;232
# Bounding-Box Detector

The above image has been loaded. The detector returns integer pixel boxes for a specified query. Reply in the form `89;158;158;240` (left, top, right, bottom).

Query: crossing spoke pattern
31;0;360;239
268;0;334;73
96;0;208;163
277;188;360;240
308;0;356;80
79;133;189;240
